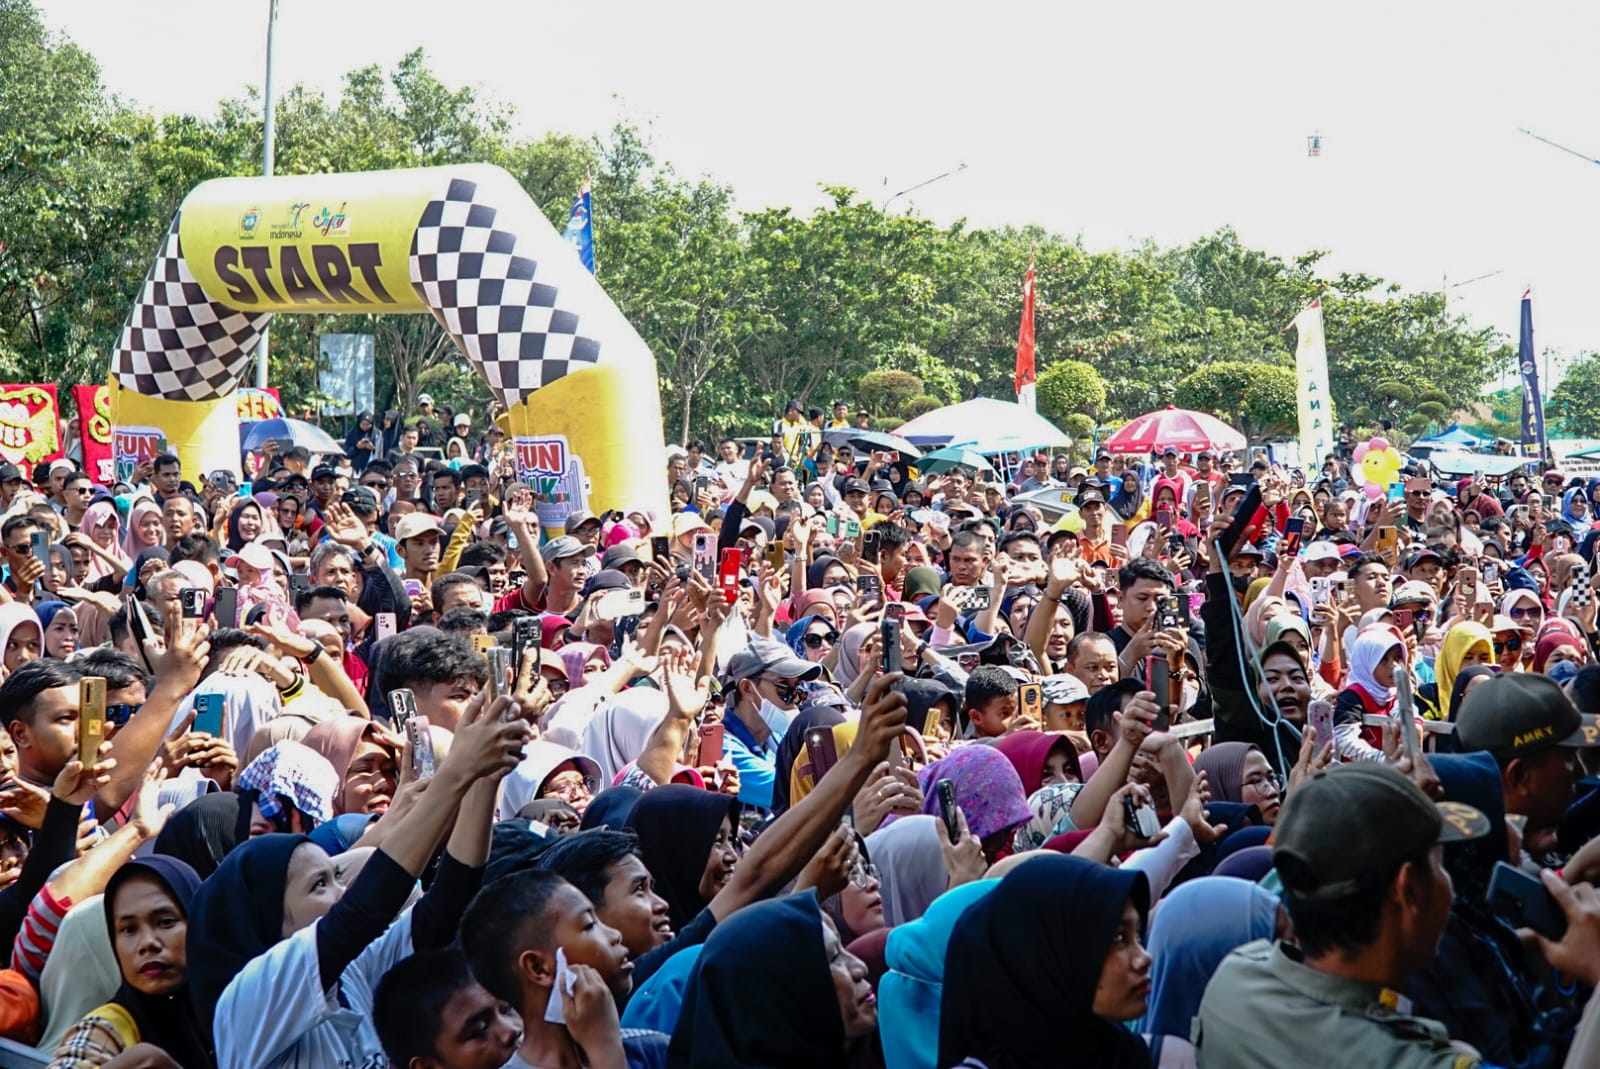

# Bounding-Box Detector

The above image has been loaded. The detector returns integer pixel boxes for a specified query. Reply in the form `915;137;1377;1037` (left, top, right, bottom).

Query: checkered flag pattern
112;215;271;402
410;177;604;409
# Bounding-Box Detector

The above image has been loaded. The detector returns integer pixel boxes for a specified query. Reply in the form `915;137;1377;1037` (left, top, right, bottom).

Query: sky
33;1;1600;392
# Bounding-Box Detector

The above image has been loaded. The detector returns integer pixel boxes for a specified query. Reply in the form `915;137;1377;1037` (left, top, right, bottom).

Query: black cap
601;543;642;571
1273;764;1489;901
0;464;22;485
580;569;633;599
1456;673;1599;757
843;478;870;495
1075;488;1105;506
312;464;339;481
342;486;379;514
1230;541;1264;560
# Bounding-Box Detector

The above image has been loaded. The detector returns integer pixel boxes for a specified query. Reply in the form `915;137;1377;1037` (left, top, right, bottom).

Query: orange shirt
1079;537;1113;567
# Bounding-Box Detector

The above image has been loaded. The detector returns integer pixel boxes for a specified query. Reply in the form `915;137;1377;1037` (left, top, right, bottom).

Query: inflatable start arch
108;164;667;529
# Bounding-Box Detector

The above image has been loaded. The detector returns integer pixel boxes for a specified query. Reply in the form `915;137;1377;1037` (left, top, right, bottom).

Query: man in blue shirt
720;636;821;808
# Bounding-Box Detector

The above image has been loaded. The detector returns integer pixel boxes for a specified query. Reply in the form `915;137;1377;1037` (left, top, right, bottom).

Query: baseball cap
740;516;776;542
417;393;434;406
393;513;445;542
1273;763;1489;901
226;541;276;573
453;413;471;427
580;569;633;598
565;509;601;532
669;512;710;540
1230;542;1264;560
1390;581;1437;607
342;487;379;514
1456;673;1599;757
724;635;823;685
1075;488;1105;507
842;478;870;496
0;464;21;485
539;535;588;565
1404;549;1443;571
601;543;642;571
1042;674;1090;706
1302;541;1341;564
311;464;339;481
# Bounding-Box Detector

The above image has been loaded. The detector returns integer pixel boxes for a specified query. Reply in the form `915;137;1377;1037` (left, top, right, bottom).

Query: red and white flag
1014;260;1037;412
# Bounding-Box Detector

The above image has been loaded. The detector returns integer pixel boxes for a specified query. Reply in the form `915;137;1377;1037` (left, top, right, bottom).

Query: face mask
1231;575;1252;595
1180;680;1201;712
757;698;795;739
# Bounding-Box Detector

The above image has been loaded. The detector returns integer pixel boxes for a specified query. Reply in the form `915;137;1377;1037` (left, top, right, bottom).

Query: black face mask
1231;574;1252;595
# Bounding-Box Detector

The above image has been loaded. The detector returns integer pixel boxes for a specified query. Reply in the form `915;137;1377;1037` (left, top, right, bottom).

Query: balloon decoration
1350;437;1403;499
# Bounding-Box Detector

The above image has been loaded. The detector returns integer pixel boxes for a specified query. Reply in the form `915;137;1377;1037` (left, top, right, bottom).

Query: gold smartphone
78;677;107;762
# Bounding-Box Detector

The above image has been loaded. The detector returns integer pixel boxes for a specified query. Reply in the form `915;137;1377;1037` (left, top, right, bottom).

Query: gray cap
724;635;823;685
539;535;588;564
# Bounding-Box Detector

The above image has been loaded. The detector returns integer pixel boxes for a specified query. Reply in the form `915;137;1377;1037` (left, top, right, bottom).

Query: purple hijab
910;746;1031;844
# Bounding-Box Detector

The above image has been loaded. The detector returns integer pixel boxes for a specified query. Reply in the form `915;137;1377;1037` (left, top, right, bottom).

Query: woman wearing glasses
1191;741;1284;825
786;614;840;665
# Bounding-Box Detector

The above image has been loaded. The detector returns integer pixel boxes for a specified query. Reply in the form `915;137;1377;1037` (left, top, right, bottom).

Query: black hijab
666;892;843;1069
186;832;311;1031
581;786;645;831
806;554;844;590
939;854;1151;1069
343;412;376;471
103;856;215;1069
153;792;253;879
627;784;739;931
1449;665;1498;723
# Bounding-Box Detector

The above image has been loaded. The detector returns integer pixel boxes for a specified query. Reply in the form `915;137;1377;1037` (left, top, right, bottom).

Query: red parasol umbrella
1102;406;1247;455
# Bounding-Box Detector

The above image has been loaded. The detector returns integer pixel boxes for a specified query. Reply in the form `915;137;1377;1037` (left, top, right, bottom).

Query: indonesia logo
1521;361;1536;375
238;208;260;239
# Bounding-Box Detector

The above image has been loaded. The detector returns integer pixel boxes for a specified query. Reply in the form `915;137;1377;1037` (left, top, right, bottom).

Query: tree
857;370;925;417
902;394;943;419
1035;360;1105;427
1550;353;1600;436
1175;361;1297;440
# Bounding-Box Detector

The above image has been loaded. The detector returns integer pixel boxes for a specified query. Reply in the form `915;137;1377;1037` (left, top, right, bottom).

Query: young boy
460;870;667;1069
374;948;522;1069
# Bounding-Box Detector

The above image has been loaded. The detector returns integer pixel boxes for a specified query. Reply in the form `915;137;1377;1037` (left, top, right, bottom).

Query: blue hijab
1140;876;1279;1041
784;614;830;659
879;879;997;1069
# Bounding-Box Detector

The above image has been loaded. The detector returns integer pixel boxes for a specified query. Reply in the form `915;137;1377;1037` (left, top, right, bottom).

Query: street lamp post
256;0;279;389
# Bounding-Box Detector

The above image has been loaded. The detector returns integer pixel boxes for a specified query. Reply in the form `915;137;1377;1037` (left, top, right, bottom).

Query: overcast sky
35;1;1600;391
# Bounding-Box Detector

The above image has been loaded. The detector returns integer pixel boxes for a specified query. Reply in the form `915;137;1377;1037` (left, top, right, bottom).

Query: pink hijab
79;501;130;579
558;642;611;689
121;500;164;560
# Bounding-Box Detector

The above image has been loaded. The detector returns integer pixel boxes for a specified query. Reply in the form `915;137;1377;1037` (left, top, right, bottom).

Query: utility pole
256;0;278;388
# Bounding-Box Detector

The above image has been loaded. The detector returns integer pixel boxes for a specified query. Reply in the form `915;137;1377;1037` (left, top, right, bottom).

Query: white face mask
758;697;796;740
1180;680;1201;712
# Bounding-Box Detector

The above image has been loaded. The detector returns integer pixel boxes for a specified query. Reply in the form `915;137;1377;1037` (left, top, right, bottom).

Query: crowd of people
0;395;1598;1068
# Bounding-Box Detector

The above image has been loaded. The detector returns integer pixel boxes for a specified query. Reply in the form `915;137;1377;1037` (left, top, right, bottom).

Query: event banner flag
0;385;64;480
1014;261;1036;413
1517;289;1547;459
562;181;595;274
1290;299;1334;467
73;385;112;484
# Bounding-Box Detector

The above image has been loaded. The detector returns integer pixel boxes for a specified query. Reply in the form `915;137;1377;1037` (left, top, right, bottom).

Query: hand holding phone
1487;861;1567;940
78;677;107;762
936;778;960;843
695;721;725;769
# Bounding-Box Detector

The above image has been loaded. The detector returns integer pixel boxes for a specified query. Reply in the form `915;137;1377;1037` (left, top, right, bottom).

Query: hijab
153;792;253;879
301;718;396;816
101;856;214;1069
666;892;844;1069
787;589;838;627
939;855;1151;1069
1190;742;1260;804
122;500;164;559
224;500;264;552
558;642;610;689
1140;877;1279;1041
899;679;956;741
582;687;669;785
879;879;998;1069
806;554;846;591
1347;628;1403;705
0;603;41;664
80;501;130;580
1449;665;1497;721
185;833;312;1030
37;896;118;1051
772;699;848;814
1534;630;1583;674
992;731;1081;797
628;784;740;931
834;622;876;689
864;815;948;929
784;614;831;659
911;747;1031;845
127;546;169;597
1562;489;1593;540
901;566;942;601
1212;844;1276;883
1012;782;1082;853
581;786;645;831
1435;623;1493;719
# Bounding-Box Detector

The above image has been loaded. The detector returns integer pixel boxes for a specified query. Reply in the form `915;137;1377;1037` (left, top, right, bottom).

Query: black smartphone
1487;861;1566;940
288;573;310;599
651;535;671;563
513;616;542;679
212;586;238;629
1228;472;1255;487
936;778;960;843
1147;656;1171;732
1123;792;1162;839
861;529;881;564
179;587;206;619
880;616;901;675
610;612;640;659
1156;594;1181;631
856;574;882;598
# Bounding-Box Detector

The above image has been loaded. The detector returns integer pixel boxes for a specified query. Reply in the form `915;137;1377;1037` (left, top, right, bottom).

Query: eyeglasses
69;486;91;495
802;630;840;649
849;861;880;889
1241;771;1284;796
1406;489;1430;497
363;480;388;490
1495;635;1524;653
757;675;803;704
1507;605;1540;620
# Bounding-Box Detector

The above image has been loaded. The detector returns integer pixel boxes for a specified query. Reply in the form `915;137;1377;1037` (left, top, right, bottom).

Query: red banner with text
0;385;65;481
73;385;113;485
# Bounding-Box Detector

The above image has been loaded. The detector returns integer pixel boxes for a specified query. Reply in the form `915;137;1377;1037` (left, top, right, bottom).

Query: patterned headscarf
1012;781;1083;853
236;740;337;826
909;746;1032;845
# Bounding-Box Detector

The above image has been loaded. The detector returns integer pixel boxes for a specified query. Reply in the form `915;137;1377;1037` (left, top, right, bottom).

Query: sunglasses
107;702;142;727
802;630;840;649
757;675;804;704
1495;635;1524;654
1507;605;1540;620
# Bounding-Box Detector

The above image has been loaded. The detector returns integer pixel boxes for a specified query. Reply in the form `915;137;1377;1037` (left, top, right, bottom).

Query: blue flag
1517;289;1547;460
562;184;594;274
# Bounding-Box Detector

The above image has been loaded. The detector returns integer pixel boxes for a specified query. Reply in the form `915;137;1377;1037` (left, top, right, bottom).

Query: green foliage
1062;413;1096;447
0;4;1515;440
1550;353;1600;436
1174;361;1297;441
857;370;925;416
902;394;943;419
1035;360;1105;426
